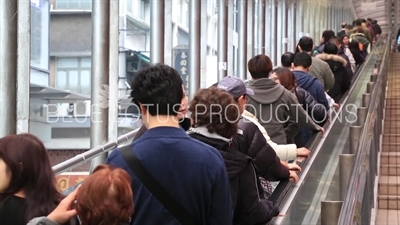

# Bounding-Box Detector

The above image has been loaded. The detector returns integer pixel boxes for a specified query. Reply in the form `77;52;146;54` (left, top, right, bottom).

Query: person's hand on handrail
289;171;299;183
296;147;310;157
288;163;301;172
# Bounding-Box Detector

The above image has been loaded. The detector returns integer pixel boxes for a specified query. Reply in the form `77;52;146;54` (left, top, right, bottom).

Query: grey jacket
27;217;60;225
246;78;320;145
309;56;335;91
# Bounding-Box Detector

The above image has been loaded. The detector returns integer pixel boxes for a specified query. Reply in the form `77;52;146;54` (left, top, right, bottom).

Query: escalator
268;36;388;225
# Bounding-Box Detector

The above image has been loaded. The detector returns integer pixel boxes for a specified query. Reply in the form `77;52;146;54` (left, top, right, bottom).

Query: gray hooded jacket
27;217;60;225
246;78;321;145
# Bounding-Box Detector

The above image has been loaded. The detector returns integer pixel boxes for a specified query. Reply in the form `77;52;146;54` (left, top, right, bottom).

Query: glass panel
58;58;79;68
57;71;68;89
127;0;133;14
80;0;91;9
68;0;80;9
30;5;42;68
68;71;79;92
56;0;68;9
80;70;91;95
80;58;91;68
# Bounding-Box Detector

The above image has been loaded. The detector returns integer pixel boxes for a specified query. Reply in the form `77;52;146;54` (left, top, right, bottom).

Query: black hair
341;23;347;28
323;42;338;55
355;19;362;26
281;52;295;67
297;36;314;52
329;36;342;47
130;63;183;116
293;52;312;68
322;30;335;43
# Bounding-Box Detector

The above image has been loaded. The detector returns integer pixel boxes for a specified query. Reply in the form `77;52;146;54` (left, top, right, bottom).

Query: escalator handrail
337;34;391;225
268;37;386;224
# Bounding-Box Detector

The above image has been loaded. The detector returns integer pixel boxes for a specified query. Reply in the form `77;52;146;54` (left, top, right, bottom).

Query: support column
164;0;172;65
339;154;355;200
150;0;165;63
247;0;255;80
218;0;228;80
349;126;362;154
282;1;288;54
238;0;248;80
108;0;119;143
90;0;111;170
200;1;208;88
0;1;18;136
258;0;266;54
321;201;343;225
362;93;371;108
276;0;283;59
270;0;277;65
357;107;368;127
189;0;201;100
17;0;31;134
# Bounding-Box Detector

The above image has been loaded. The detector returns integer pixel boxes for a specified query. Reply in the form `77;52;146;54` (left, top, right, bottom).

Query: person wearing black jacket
316;42;351;103
188;87;280;225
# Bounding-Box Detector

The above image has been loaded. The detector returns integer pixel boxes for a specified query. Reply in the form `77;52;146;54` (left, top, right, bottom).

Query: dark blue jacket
292;70;329;110
106;127;233;225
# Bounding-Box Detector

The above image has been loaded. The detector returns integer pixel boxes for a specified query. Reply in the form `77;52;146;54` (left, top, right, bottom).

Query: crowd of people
0;18;382;225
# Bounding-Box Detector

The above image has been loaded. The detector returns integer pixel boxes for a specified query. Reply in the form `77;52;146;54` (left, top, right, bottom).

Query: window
31;0;49;70
55;0;91;10
126;0;144;19
56;57;91;95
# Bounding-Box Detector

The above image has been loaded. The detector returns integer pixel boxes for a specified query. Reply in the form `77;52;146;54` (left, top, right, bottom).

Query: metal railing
52;128;139;175
269;35;388;225
267;37;384;207
337;34;391;225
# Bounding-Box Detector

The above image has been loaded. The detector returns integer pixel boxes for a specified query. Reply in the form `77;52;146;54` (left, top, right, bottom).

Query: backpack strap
119;145;199;225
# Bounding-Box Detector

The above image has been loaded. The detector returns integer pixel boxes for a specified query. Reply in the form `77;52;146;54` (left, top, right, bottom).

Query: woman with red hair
28;164;134;225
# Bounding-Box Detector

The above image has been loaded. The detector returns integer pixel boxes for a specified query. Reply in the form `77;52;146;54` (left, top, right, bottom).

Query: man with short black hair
296;36;335;90
106;64;233;225
281;52;295;68
292;52;329;111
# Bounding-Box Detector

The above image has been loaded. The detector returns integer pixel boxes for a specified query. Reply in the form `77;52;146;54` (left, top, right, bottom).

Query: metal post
189;0;201;100
247;0;254;80
258;0;266;54
270;0;277;65
366;82;375;94
218;0;228;80
362;93;371;108
370;74;378;82
90;0;110;170
108;0;119;143
0;1;18;136
16;0;31;134
150;0;165;63
349;126;362;154
238;0;248;80
321;201;343;225
357;107;368;127
339;154;355;200
164;0;172;65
